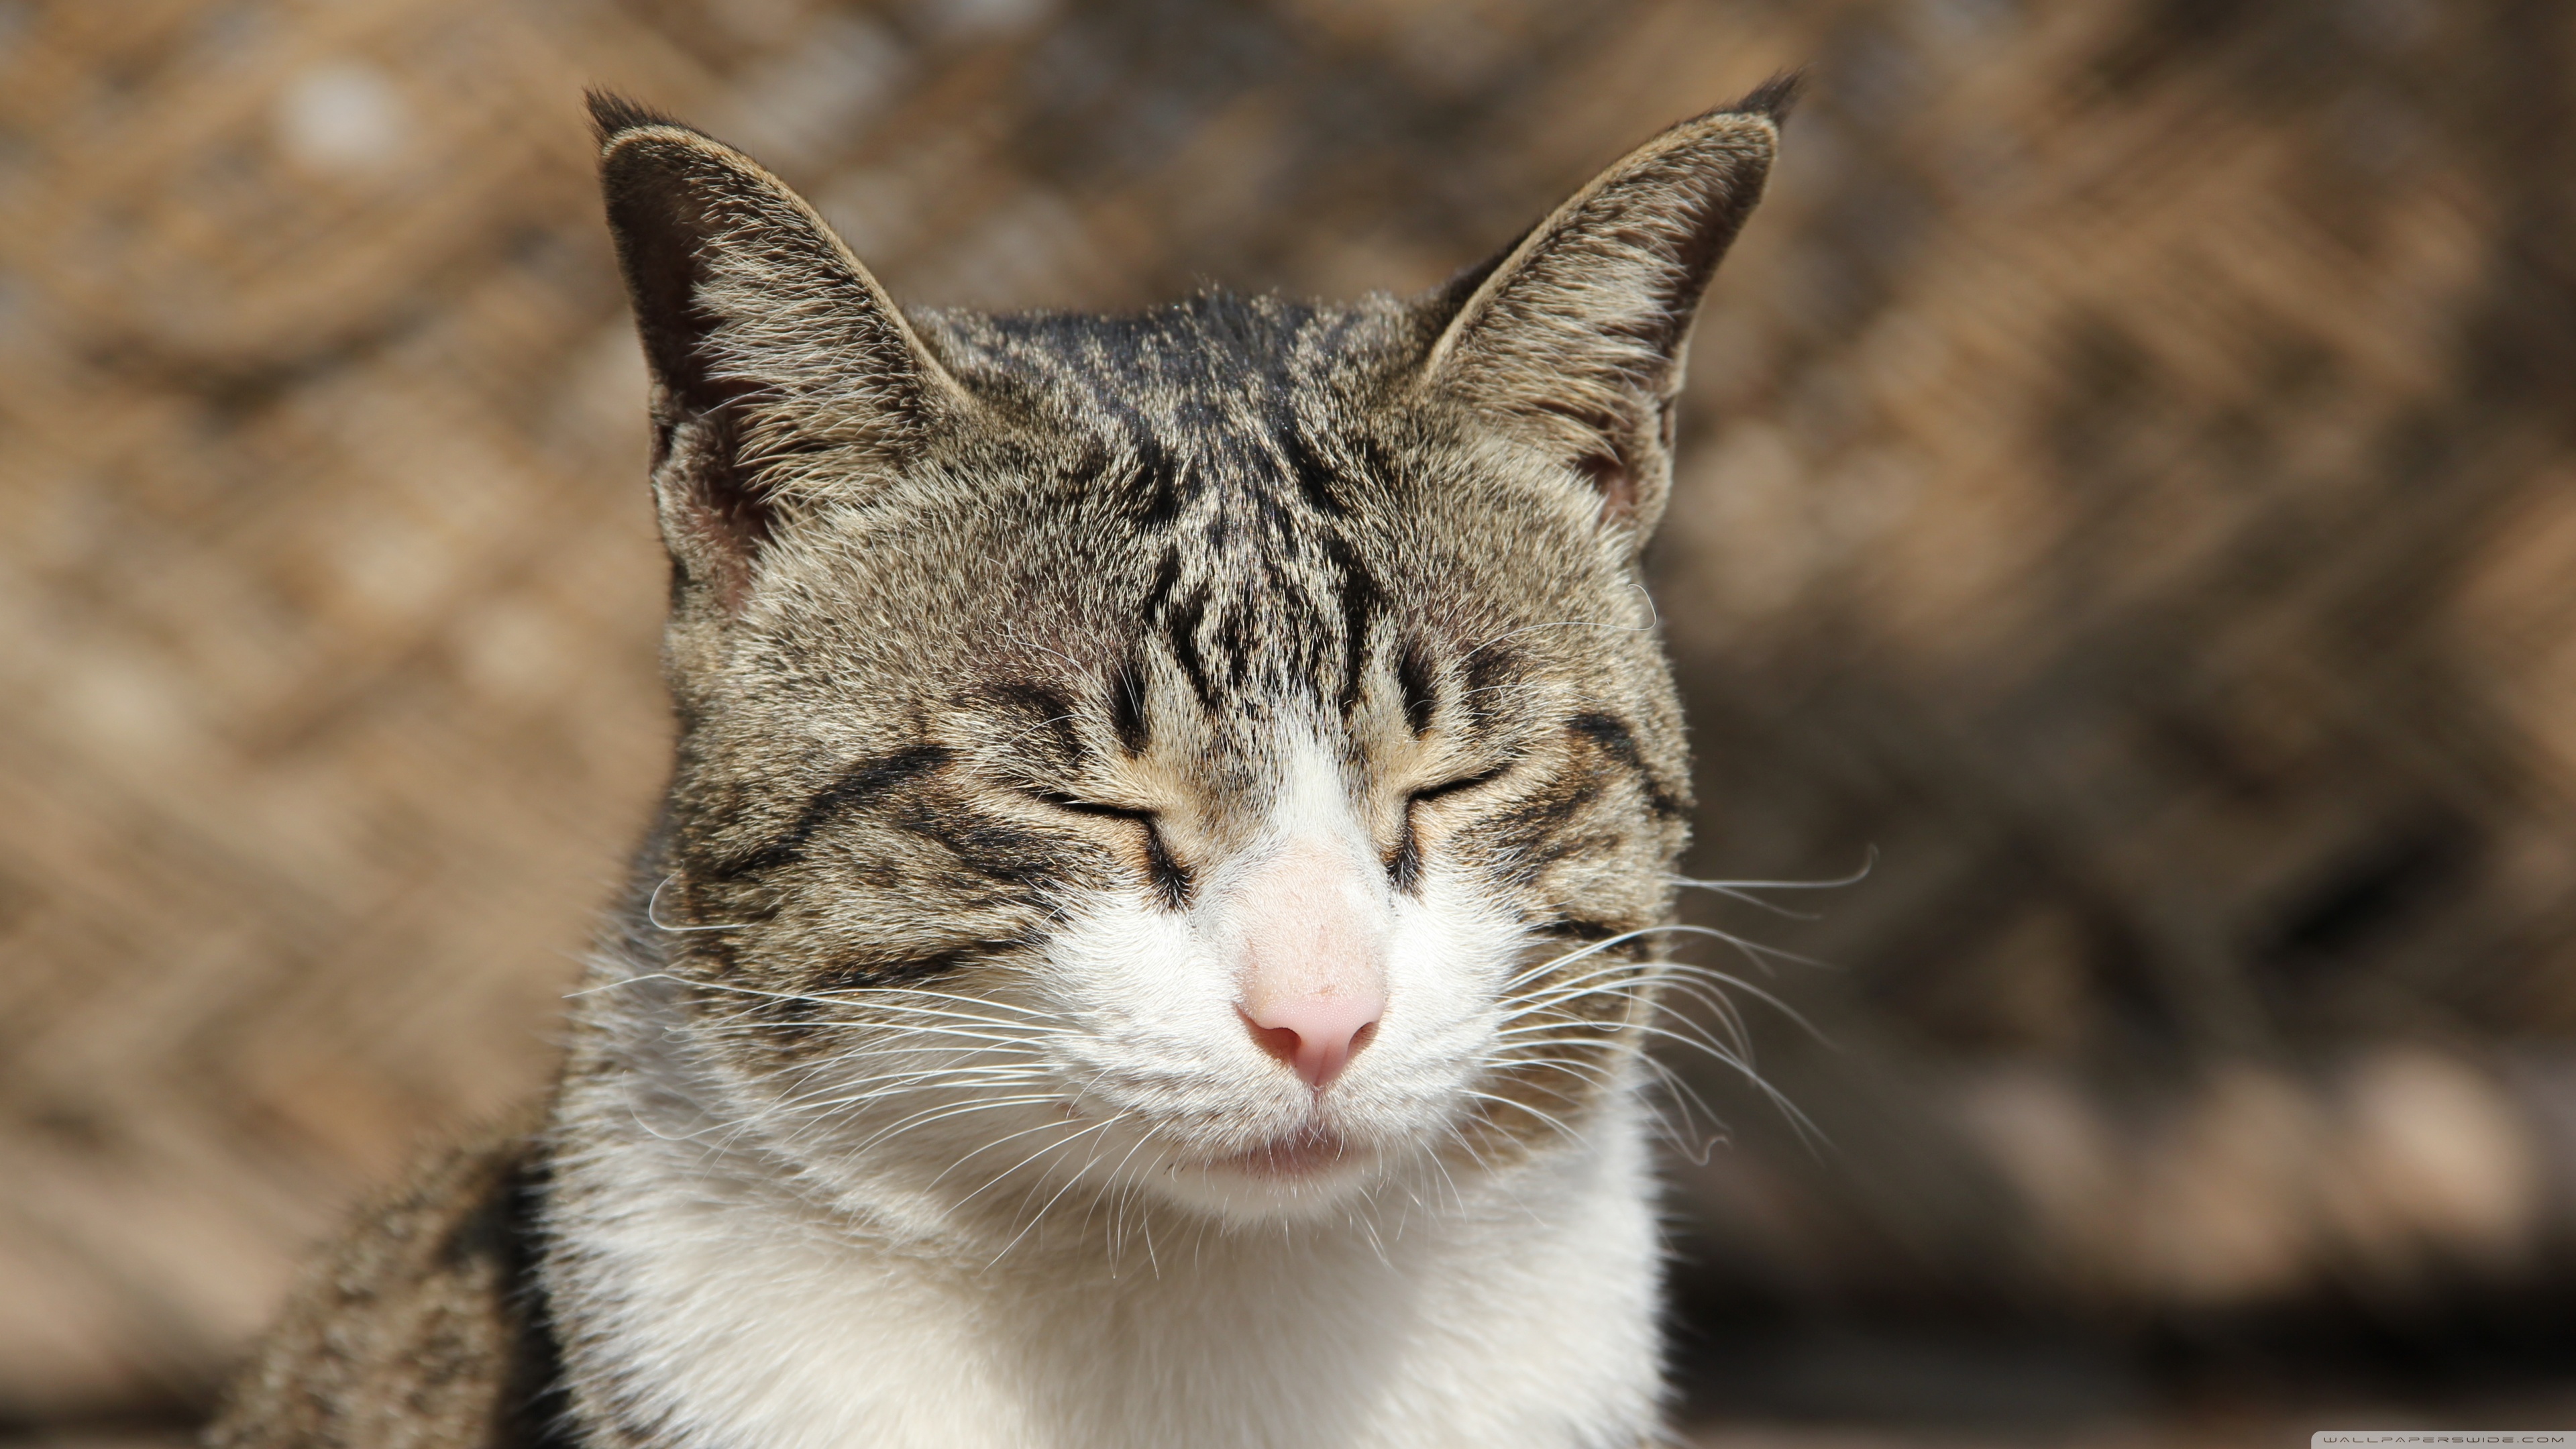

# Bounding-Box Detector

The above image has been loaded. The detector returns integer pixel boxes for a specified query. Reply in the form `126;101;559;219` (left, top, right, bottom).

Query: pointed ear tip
1727;70;1808;126
584;89;696;150
1648;72;1802;161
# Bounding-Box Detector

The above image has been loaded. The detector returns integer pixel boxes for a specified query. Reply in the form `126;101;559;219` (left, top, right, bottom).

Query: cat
207;76;1792;1449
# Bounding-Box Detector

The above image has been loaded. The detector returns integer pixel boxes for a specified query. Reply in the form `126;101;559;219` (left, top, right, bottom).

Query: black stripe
1130;437;1182;527
1566;714;1641;765
1140;824;1193;910
1396;640;1438;735
1388;803;1423;892
994;681;1083;765
1566;713;1688;820
897;804;1063;892
1493;777;1600;839
498;1136;574;1447
1322;531;1380;716
707;745;949;880
1163;583;1217;708
1140;541;1183;619
1281;427;1351;517
1140;545;1218;708
1215;604;1254;690
1462;645;1517;735
1413;763;1507;804
1489;764;1610;886
1104;655;1150;754
815;939;1028;989
1499;825;1620;888
1539;916;1627;944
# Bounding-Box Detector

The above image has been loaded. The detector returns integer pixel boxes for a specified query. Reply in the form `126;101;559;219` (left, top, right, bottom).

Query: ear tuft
1732;70;1807;123
584;89;689;148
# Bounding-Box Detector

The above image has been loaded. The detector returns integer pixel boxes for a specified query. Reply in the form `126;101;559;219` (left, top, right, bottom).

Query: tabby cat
208;78;1791;1449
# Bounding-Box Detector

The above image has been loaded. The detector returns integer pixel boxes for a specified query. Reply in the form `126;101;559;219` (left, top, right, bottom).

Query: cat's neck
539;944;1668;1449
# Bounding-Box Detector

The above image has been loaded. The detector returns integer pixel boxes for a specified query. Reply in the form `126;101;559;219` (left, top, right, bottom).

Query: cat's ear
589;92;965;613
1417;77;1795;541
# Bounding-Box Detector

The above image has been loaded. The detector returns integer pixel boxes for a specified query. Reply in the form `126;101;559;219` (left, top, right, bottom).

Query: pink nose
1242;996;1382;1091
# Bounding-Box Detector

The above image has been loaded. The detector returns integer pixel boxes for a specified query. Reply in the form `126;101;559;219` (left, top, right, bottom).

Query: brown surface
2;0;2573;1432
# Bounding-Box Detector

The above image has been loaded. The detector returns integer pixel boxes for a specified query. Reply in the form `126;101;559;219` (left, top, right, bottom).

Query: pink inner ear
1578;449;1639;523
655;405;777;614
676;497;757;614
682;477;771;613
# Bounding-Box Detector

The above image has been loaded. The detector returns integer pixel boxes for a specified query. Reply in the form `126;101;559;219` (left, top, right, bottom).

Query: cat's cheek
1028;901;1307;1152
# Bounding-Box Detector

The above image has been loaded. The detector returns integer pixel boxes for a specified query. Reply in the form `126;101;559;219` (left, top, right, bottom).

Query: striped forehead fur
914;292;1430;716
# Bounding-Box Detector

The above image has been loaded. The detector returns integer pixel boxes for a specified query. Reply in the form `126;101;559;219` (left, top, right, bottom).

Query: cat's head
590;85;1786;1224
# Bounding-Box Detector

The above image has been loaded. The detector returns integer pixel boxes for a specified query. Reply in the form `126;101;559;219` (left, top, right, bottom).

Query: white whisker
644;874;750;933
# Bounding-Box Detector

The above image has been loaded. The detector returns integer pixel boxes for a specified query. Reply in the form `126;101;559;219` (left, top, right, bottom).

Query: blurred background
3;0;2573;1444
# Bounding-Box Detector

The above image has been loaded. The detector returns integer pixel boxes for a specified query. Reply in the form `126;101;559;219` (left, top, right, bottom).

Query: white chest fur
543;1042;1667;1449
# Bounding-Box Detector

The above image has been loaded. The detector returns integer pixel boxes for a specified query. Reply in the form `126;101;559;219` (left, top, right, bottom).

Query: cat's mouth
1206;1126;1364;1181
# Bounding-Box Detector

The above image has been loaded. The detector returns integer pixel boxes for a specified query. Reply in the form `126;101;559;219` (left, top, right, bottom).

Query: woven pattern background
3;0;2574;1438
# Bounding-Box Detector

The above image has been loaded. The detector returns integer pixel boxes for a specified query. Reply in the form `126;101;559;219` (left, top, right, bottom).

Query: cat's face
590;91;1782;1223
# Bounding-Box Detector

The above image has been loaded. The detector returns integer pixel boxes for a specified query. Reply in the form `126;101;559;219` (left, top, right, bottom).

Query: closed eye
1026;790;1191;909
1028;788;1157;824
1387;764;1509;892
1409;764;1508;806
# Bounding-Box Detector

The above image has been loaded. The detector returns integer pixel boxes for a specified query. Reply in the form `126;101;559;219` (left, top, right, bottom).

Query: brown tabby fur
208;77;1792;1448
207;1113;559;1448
